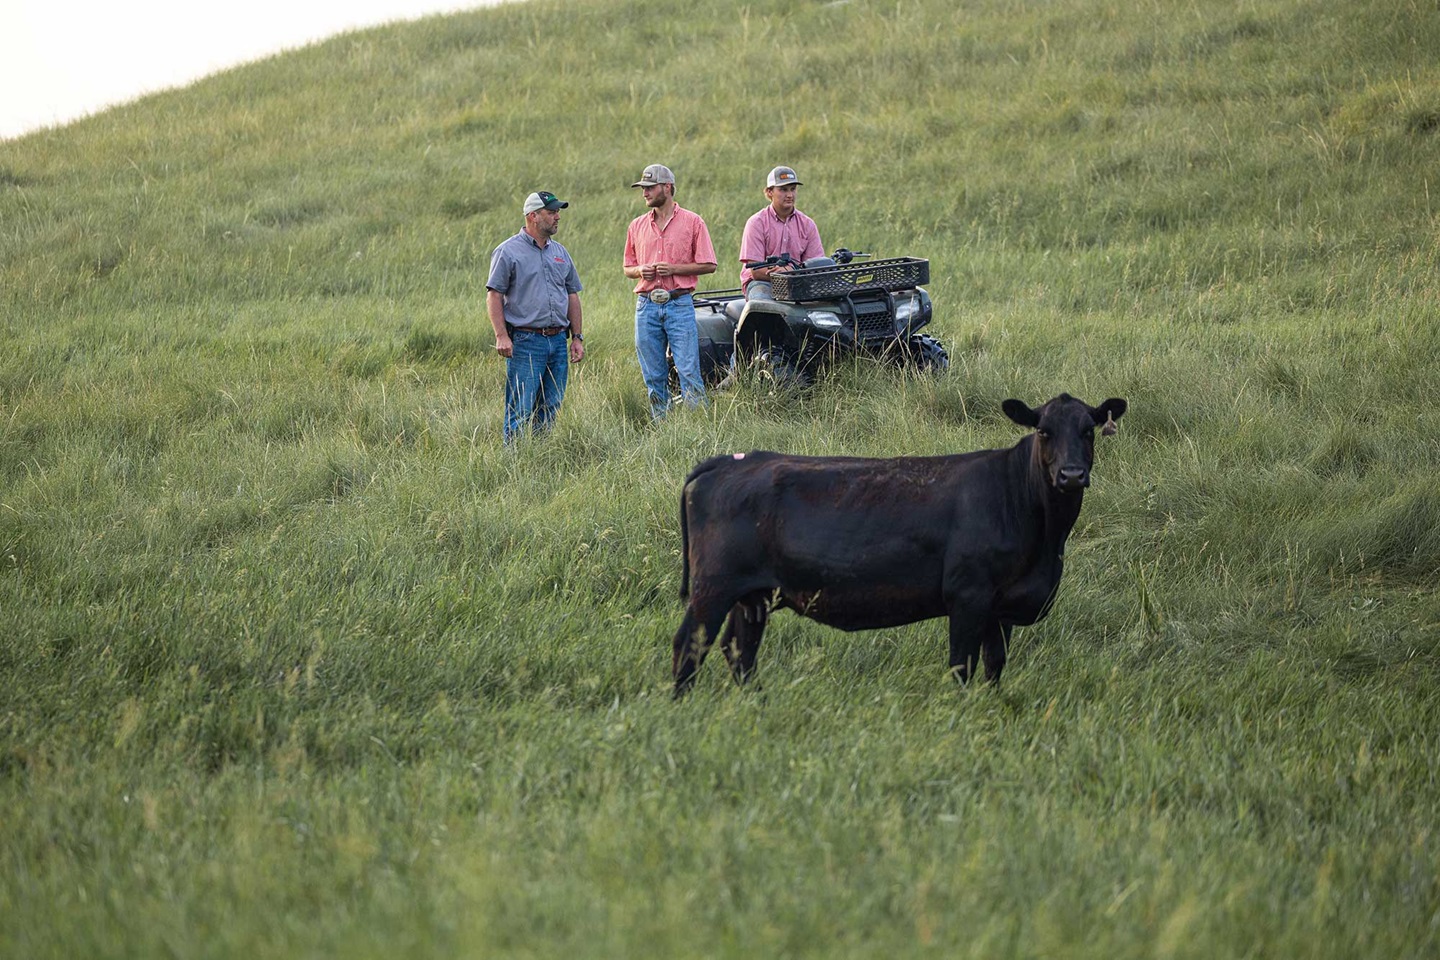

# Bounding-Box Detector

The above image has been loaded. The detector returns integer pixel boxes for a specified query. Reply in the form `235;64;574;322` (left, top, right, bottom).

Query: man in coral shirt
738;165;825;300
624;163;718;419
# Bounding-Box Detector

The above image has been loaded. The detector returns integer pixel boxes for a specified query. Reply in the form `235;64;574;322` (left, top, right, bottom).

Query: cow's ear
1091;398;1127;423
1003;399;1039;428
1092;398;1127;435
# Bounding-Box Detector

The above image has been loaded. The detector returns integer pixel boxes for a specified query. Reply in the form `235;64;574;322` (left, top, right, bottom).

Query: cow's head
1003;394;1128;493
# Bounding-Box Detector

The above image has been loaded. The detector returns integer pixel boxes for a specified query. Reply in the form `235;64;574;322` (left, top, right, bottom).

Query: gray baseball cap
766;165;803;188
523;190;568;215
631;164;676;187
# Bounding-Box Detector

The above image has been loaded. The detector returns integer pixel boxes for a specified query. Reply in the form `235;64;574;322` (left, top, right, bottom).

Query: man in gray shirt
487;191;585;443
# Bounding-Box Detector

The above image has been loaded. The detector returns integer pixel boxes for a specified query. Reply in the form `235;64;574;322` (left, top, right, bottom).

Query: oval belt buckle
651;289;671;304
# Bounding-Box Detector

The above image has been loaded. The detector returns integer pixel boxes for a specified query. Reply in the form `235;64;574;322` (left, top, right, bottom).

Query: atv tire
758;347;813;389
903;334;949;373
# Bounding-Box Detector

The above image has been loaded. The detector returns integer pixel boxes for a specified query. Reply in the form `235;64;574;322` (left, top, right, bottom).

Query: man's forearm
673;262;717;276
567;294;583;337
486;291;508;337
650;261;717;278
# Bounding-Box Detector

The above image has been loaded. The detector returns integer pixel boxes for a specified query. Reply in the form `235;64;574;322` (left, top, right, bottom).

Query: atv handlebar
742;252;800;271
743;248;869;270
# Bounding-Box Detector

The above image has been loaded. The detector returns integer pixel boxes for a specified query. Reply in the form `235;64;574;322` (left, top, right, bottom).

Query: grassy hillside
2;0;1438;956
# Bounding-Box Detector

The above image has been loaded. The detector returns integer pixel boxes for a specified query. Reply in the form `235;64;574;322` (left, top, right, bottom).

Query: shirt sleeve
486;244;511;294
565;255;582;295
804;216;825;262
738;214;765;265
692;216;718;265
623;219;640;269
738;216;763;286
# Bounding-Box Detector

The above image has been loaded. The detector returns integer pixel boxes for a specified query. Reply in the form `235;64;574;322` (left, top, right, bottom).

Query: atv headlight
894;294;920;324
806;310;844;330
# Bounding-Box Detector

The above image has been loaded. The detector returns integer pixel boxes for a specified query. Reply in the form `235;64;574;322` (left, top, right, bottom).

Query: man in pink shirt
738;165;825;300
624;163;718;418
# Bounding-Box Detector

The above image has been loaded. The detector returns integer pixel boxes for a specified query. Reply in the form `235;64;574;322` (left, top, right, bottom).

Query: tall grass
2;0;1438;956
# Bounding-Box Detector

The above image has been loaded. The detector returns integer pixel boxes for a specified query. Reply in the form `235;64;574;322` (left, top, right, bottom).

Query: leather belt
639;290;691;304
522;326;566;336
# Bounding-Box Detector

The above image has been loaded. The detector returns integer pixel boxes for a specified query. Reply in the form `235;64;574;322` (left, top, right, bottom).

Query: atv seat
724;300;746;323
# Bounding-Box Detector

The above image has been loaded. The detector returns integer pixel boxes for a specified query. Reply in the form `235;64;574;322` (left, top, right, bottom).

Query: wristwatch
572;333;584;342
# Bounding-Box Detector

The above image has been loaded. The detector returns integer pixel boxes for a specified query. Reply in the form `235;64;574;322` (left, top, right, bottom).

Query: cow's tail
678;454;747;601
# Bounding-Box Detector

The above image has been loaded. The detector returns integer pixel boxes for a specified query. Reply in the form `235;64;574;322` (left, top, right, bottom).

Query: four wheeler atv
686;249;948;387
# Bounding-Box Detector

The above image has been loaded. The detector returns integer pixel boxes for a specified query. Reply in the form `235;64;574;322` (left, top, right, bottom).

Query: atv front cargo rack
770;257;929;301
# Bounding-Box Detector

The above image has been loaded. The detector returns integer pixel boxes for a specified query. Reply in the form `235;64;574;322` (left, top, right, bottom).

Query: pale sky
1;0;502;140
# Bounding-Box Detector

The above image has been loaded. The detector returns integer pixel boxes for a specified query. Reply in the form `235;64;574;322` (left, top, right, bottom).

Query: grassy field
2;0;1438;956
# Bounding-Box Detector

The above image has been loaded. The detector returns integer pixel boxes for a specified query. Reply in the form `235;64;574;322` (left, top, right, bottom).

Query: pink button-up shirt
738;205;824;290
624;205;718;293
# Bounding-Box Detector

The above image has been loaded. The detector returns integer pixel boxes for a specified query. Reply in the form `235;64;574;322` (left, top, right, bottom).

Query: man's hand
569;337;585;363
495;334;514;358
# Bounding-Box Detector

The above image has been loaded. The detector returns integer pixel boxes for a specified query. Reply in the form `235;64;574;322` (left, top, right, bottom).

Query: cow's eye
1036;429;1051;440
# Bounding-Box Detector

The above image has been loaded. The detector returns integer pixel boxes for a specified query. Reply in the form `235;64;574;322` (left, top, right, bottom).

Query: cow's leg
672;599;729;698
719;591;770;687
717;607;744;681
982;623;1013;684
947;614;986;686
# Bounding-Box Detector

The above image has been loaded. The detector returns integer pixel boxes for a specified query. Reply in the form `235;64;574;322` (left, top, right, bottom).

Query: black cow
672;393;1127;696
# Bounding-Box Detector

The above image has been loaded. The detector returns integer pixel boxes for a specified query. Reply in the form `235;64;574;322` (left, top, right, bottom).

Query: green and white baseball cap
523;191;568;214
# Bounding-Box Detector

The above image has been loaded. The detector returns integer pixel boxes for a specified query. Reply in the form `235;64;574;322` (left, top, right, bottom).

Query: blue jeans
504;329;569;442
635;294;705;419
745;280;775;301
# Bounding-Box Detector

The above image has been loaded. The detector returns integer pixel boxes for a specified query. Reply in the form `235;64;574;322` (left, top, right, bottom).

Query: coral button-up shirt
738;206;824;290
624;205;718;294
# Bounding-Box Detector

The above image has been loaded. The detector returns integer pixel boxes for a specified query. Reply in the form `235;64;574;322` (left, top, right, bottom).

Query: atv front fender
734;304;794;359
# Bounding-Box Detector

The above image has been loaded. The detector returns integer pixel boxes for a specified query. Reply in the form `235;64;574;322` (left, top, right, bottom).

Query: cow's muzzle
1055;468;1090;492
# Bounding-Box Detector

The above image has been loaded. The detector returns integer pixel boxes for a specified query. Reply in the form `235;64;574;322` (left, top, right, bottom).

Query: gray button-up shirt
486;231;583;329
